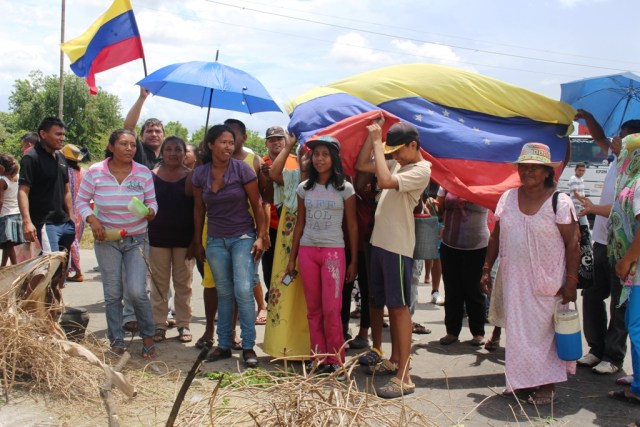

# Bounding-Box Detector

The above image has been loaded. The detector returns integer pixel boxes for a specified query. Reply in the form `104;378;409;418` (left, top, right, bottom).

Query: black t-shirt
133;139;161;170
18;141;70;225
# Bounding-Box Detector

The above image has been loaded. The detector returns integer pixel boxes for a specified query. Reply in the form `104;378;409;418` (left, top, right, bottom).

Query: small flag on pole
61;0;144;94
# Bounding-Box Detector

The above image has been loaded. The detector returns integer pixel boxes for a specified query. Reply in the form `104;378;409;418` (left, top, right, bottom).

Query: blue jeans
206;233;256;349
38;220;75;253
95;234;154;348
626;286;640;396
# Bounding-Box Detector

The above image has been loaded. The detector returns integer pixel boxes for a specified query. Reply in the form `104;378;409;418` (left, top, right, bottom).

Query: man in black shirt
124;87;165;169
18;117;75;255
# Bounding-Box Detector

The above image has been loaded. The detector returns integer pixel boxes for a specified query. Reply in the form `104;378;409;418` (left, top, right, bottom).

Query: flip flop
255;309;267;325
177;327;192;343
608;389;640;405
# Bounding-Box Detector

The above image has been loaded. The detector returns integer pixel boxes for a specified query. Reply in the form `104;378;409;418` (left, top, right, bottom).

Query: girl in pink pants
286;136;358;373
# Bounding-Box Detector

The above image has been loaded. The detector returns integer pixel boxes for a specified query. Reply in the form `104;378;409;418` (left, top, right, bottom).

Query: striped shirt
76;159;158;236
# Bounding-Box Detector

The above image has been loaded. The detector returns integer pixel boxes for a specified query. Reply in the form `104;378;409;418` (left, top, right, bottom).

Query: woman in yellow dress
263;135;311;360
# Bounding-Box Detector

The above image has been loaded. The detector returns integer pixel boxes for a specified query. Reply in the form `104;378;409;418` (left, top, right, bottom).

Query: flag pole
142;57;147;77
58;0;66;119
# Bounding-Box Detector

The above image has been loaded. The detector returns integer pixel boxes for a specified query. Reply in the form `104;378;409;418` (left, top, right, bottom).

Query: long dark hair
200;125;235;164
303;142;346;191
544;166;555;188
104;129;136;159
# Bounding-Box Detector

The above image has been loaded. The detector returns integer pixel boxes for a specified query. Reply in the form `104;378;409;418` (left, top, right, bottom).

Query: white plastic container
554;301;582;361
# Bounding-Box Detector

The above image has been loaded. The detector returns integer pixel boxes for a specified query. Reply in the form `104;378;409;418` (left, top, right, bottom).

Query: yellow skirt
263;207;310;360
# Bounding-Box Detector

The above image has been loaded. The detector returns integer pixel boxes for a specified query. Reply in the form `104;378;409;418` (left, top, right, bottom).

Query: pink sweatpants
298;245;345;364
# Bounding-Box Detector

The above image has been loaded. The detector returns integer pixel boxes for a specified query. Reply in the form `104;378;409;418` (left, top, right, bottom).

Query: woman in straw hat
480;142;579;405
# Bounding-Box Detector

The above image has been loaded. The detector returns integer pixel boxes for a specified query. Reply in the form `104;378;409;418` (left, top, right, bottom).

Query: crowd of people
1;99;639;409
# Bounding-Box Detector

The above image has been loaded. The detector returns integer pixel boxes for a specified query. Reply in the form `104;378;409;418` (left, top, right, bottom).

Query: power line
231;0;640;69
202;0;638;74
136;4;596;79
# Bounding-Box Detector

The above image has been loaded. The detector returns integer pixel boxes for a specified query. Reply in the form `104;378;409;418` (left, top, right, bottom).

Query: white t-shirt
593;157;617;245
568;175;585;212
297;180;355;248
0;175;20;217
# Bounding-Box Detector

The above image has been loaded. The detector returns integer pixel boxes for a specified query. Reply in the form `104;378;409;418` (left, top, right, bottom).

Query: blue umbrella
561;72;640;137
136;61;283;129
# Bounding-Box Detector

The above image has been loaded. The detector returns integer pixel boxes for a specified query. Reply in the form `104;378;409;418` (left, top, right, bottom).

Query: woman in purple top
193;124;267;367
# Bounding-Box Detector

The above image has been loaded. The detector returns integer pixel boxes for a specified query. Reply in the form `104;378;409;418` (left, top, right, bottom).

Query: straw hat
511;142;560;167
61;144;84;162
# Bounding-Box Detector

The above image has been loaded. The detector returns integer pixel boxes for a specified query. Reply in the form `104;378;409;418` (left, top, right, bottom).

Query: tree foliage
164;121;189;141
7;70;122;161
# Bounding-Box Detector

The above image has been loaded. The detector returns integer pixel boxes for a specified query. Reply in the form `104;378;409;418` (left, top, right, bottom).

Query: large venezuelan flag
287;64;576;210
61;0;144;94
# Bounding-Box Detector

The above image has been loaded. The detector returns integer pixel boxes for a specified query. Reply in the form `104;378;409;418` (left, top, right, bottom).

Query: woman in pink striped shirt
76;129;158;358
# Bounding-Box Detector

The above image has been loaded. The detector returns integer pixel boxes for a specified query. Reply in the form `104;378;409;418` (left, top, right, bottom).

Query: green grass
79;226;94;250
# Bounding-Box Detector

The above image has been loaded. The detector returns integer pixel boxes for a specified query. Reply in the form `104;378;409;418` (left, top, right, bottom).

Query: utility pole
58;0;66;119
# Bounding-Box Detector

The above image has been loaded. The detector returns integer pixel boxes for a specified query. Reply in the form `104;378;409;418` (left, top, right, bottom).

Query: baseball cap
306;135;340;152
265;126;286;139
384;122;420;154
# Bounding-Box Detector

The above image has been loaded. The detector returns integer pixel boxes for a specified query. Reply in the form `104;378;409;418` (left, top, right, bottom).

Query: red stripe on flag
86;36;144;94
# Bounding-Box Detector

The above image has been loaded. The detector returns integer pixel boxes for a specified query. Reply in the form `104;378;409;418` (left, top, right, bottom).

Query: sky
1;0;639;138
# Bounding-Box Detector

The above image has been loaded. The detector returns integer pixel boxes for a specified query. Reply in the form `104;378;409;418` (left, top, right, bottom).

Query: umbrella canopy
561;72;640;138
136;61;282;128
287;63;575;210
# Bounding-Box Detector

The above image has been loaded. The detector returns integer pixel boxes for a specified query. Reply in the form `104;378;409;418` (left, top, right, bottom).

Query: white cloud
328;32;391;69
390;40;475;71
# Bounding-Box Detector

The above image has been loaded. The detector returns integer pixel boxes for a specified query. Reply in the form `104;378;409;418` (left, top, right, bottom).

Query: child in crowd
285;136;358;377
0;154;25;266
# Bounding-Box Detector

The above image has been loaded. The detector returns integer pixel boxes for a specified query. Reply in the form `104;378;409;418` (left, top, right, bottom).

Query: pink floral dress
495;188;576;391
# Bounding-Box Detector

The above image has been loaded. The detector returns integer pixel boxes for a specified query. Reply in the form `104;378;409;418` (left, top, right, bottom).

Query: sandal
255;309;267;325
195;336;213;349
527;391;557;406
484;339;500;351
412;322;431;334
141;344;157;360
358;348;382;366
166;319;177;328
608;389;640;405
67;274;84;282
366;359;398;376
153;328;166;342
177;327;193;343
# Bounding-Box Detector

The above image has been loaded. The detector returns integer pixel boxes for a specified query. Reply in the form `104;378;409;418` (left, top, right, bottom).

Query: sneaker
593;361;620;375
577;353;601;367
349;335;369;349
431;291;445;306
376;377;415;399
242;349;259;368
323;364;346;381
358;348;382;366
616;374;634;385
